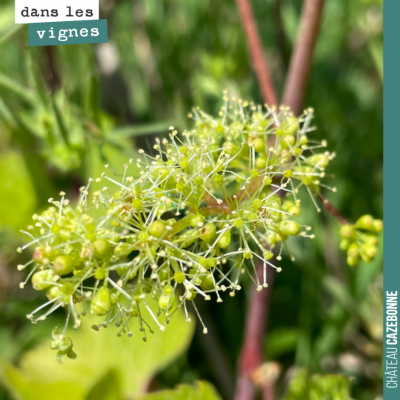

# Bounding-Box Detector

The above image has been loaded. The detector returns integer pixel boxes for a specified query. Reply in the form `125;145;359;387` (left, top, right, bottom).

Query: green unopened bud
235;219;244;228
91;287;111;316
280;220;300;236
190;214;205;227
340;224;354;239
283;170;293;178
200;223;217;243
176;181;185;192
347;255;359;267
253;138;266;153
362;244;378;260
179;157;189;168
339;239;349;251
46;285;63;301
218;230;231;249
307;154;329;168
132;199;142;209
174;271;185;283
263;250;274;260
159;294;175;311
149;220;166;238
243;250;252;259
283;116;299;136
255;157;267;169
356;215;374;230
32;269;58;291
347;243;359;258
138;231;150;243
281;135;295;149
372;219;383;233
252;199;262;210
214;174;223;183
200;274;215;291
33;246;46;263
93;239;112;259
194;176;204;185
289;206;300;216
207;257;217;268
53;255;75;275
94;268;106;280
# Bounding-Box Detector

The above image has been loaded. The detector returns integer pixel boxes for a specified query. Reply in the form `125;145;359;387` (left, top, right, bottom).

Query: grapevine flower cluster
339;215;382;266
16;97;376;361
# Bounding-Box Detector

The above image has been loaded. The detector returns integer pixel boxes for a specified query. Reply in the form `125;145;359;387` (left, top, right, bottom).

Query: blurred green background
0;0;383;399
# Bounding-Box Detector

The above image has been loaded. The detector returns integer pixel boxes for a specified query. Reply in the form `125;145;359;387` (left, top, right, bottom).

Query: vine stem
282;0;326;115
235;1;326;400
235;0;278;106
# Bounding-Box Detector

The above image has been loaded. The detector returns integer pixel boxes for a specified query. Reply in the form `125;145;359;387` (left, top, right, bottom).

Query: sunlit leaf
136;381;222;400
0;151;37;231
1;296;194;400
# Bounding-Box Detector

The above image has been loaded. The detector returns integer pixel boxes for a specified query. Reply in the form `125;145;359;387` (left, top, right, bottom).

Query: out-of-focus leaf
0;150;37;231
1;362;82;400
0;25;23;47
136;381;222;400
0;73;34;103
0;296;194;400
108;122;173;139
266;329;299;360
51;97;70;146
85;370;122;400
0;95;17;127
284;369;351;400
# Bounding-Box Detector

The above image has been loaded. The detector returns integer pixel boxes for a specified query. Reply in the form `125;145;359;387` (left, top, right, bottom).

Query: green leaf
0;151;37;231
0;362;82;400
136;381;222;400
0;24;24;47
266;328;299;359
108;121;173;139
1;296;194;400
85;370;122;400
284;369;351;400
0;72;34;104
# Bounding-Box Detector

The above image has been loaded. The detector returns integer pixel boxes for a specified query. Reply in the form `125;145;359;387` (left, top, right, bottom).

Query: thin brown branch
235;265;275;400
282;0;325;115
319;193;348;225
236;0;277;106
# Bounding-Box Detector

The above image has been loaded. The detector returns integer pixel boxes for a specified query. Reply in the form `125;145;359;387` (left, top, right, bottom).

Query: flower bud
91;287;111;316
132;199;142;209
46;285;63;301
340;224;354;239
93;239;112;259
347;243;359;258
339;239;349;251
149;220;166;238
200;223;217;243
372;219;383;233
218;230;231;249
159;294;175;311
200;274;215;291
33;246;46;263
32;269;58;291
53;255;75;276
176;181;185;192
347;255;359;267
179;157;188;168
307;154;329;168
253;138;266;153
174;271;185;283
356;215;374;230
280;220;300;236
255;157;267;169
190;214;205;227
